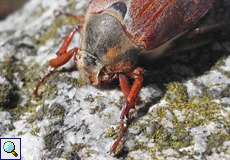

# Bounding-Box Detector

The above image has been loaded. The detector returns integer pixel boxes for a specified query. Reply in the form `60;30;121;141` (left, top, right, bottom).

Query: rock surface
0;0;229;160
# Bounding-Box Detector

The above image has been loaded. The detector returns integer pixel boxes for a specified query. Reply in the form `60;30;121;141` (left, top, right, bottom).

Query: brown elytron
35;0;215;154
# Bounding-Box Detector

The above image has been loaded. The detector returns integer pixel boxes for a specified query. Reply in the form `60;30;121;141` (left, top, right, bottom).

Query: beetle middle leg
120;67;144;119
111;67;144;154
119;74;131;99
34;26;80;96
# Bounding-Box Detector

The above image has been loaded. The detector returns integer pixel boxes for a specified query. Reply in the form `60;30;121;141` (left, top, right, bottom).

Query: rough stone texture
0;75;18;108
0;0;229;160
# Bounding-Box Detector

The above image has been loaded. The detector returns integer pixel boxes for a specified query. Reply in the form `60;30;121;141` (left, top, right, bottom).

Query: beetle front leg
49;26;80;68
49;47;79;69
110;119;127;154
111;68;144;154
34;26;80;97
120;67;144;120
109;75;131;154
119;74;131;98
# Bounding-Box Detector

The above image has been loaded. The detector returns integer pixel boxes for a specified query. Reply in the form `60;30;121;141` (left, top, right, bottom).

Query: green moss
221;85;230;97
126;157;135;160
143;82;226;158
0;57;58;120
44;132;54;151
27;101;66;124
47;103;65;119
26;102;47;123
72;78;86;88
132;141;146;151
164;82;221;127
0;82;18;108
31;126;40;136
23;63;42;83
164;82;189;104
213;55;230;79
206;131;230;154
0;59;20;108
67;0;78;11
218;67;230;79
71;143;87;152
69;143;95;158
9;104;37;120
223;118;230;135
11;63;45;120
156;107;167;120
105;127;118;139
44;130;63;151
147;123;192;151
17;131;26;136
59;75;86;89
172;96;221;128
212;56;228;70
26;64;58;99
0;58;15;80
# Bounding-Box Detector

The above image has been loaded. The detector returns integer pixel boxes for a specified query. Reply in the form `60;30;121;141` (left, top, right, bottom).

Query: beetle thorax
76;13;137;86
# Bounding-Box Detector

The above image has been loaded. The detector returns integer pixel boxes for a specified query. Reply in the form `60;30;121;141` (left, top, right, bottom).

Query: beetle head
77;9;138;86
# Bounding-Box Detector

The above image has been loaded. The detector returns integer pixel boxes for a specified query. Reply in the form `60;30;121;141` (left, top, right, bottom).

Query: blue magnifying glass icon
3;141;18;157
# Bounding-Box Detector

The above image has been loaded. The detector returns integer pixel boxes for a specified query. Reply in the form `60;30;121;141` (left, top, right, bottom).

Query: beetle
34;0;218;154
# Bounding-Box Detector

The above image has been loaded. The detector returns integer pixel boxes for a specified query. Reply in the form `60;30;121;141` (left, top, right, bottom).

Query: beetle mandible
34;0;216;154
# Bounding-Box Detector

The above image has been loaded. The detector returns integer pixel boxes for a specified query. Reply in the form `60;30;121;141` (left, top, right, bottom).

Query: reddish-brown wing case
88;0;214;50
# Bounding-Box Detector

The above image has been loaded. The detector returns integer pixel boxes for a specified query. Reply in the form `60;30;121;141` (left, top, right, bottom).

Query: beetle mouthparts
76;50;105;86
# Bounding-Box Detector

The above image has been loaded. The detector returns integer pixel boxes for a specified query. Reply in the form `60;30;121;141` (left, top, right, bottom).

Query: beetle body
77;0;214;86
35;0;215;154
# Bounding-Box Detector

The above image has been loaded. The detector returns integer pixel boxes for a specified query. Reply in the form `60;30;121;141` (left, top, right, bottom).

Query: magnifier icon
3;141;18;157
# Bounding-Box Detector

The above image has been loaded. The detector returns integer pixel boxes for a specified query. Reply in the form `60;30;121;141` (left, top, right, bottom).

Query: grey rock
0;75;19;108
0;111;13;136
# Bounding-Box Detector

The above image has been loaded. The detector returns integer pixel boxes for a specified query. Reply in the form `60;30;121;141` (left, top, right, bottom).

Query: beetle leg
33;68;57;97
119;74;131;98
34;27;80;97
119;74;140;107
48;26;80;68
111;68;144;154
49;48;79;68
56;26;80;56
110;119;127;154
120;67;144;120
34;48;79;97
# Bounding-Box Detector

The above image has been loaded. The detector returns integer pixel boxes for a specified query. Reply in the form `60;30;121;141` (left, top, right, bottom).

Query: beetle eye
110;2;127;18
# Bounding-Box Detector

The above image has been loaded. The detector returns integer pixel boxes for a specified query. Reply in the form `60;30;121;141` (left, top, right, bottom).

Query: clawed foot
110;120;127;155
